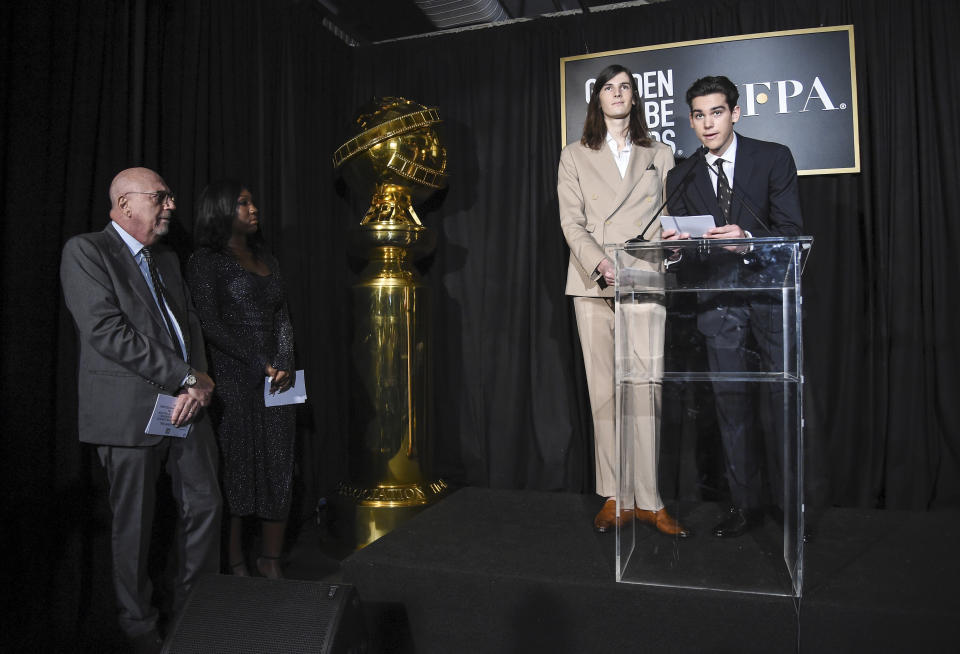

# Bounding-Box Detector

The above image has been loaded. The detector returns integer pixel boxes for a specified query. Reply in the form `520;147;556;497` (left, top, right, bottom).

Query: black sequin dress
186;247;296;520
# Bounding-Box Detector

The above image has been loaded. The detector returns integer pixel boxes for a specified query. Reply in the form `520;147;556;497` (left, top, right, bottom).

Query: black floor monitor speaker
162;575;366;653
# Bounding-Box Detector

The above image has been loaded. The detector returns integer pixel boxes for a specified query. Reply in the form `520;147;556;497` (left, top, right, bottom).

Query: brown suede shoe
635;507;691;538
593;498;634;533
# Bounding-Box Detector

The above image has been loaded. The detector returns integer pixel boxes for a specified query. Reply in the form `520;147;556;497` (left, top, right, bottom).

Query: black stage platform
341;488;959;653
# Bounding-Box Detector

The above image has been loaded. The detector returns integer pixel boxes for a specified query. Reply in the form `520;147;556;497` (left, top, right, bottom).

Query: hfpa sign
561;26;860;175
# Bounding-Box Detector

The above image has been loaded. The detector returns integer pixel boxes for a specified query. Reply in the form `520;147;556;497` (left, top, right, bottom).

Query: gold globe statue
333;96;447;227
333;97;448;548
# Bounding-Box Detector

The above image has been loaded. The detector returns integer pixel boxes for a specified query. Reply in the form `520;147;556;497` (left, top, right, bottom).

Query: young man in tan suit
559;64;689;537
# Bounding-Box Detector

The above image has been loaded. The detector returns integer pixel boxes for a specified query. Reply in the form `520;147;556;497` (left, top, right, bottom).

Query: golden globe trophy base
337;223;445;550
338;480;449;549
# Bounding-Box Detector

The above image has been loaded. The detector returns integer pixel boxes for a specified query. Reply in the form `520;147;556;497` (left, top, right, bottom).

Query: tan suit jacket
558;139;674;296
558;139;675;506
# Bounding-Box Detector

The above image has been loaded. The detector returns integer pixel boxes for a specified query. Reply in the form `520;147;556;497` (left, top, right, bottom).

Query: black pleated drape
3;0;959;648
348;22;593;491
1;0;351;648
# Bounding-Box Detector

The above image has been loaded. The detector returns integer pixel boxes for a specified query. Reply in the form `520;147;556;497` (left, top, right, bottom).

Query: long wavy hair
193;179;265;257
580;64;652;150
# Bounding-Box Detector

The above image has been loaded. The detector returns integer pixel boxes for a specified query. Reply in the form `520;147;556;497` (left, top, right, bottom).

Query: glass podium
609;237;812;597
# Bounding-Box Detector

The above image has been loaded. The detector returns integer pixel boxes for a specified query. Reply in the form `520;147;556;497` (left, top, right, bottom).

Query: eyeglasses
122;190;176;206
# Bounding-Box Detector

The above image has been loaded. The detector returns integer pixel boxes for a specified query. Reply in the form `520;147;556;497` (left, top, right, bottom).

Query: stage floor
70;486;959;652
340;487;960;653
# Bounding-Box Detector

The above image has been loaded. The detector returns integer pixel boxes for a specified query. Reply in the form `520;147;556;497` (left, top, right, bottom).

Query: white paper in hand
660;214;716;238
264;369;307;407
144;394;191;438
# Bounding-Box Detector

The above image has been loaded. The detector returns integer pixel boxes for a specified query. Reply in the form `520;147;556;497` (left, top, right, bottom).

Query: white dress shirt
704;133;738;194
605;131;632;178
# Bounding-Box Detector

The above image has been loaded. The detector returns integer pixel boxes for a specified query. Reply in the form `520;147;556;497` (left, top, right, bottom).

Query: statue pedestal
338;223;446;549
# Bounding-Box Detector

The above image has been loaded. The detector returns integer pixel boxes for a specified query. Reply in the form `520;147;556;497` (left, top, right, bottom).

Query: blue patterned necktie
141;246;188;359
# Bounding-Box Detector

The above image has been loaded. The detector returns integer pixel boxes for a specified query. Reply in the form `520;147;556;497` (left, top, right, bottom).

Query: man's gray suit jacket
61;223;212;446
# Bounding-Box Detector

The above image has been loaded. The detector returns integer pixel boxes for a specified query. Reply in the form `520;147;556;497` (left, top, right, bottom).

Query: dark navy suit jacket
665;133;804;236
663;134;805;510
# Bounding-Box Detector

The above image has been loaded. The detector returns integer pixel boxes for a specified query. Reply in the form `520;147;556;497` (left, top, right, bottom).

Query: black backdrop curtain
3;0;959;648
1;0;352;647
346;24;592;491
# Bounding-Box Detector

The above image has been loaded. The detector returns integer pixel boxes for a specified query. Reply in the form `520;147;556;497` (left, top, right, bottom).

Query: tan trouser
574;296;665;510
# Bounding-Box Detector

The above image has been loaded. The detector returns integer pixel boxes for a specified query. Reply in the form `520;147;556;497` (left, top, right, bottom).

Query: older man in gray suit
61;167;221;653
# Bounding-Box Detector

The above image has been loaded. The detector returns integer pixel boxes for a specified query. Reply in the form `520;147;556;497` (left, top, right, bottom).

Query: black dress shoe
712;508;763;538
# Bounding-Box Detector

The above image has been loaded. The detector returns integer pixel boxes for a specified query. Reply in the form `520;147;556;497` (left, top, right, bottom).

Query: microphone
627;146;704;243
702;157;772;234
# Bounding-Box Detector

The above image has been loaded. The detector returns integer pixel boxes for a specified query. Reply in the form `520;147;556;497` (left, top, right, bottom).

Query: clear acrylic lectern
609;236;812;597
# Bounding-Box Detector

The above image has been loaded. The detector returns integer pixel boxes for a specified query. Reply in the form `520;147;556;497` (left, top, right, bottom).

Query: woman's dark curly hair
194;179;265;256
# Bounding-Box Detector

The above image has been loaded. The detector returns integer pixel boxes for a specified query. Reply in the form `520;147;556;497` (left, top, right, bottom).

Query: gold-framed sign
560;26;859;175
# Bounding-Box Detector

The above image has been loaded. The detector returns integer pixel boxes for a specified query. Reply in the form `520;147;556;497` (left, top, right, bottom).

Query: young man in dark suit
663;76;804;538
61;167;221;653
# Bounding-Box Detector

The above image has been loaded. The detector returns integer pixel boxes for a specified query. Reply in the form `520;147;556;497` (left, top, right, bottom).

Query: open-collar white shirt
605;131;632;178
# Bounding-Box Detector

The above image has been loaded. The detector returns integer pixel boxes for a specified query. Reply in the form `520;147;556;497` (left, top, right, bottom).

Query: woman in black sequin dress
187;181;296;579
